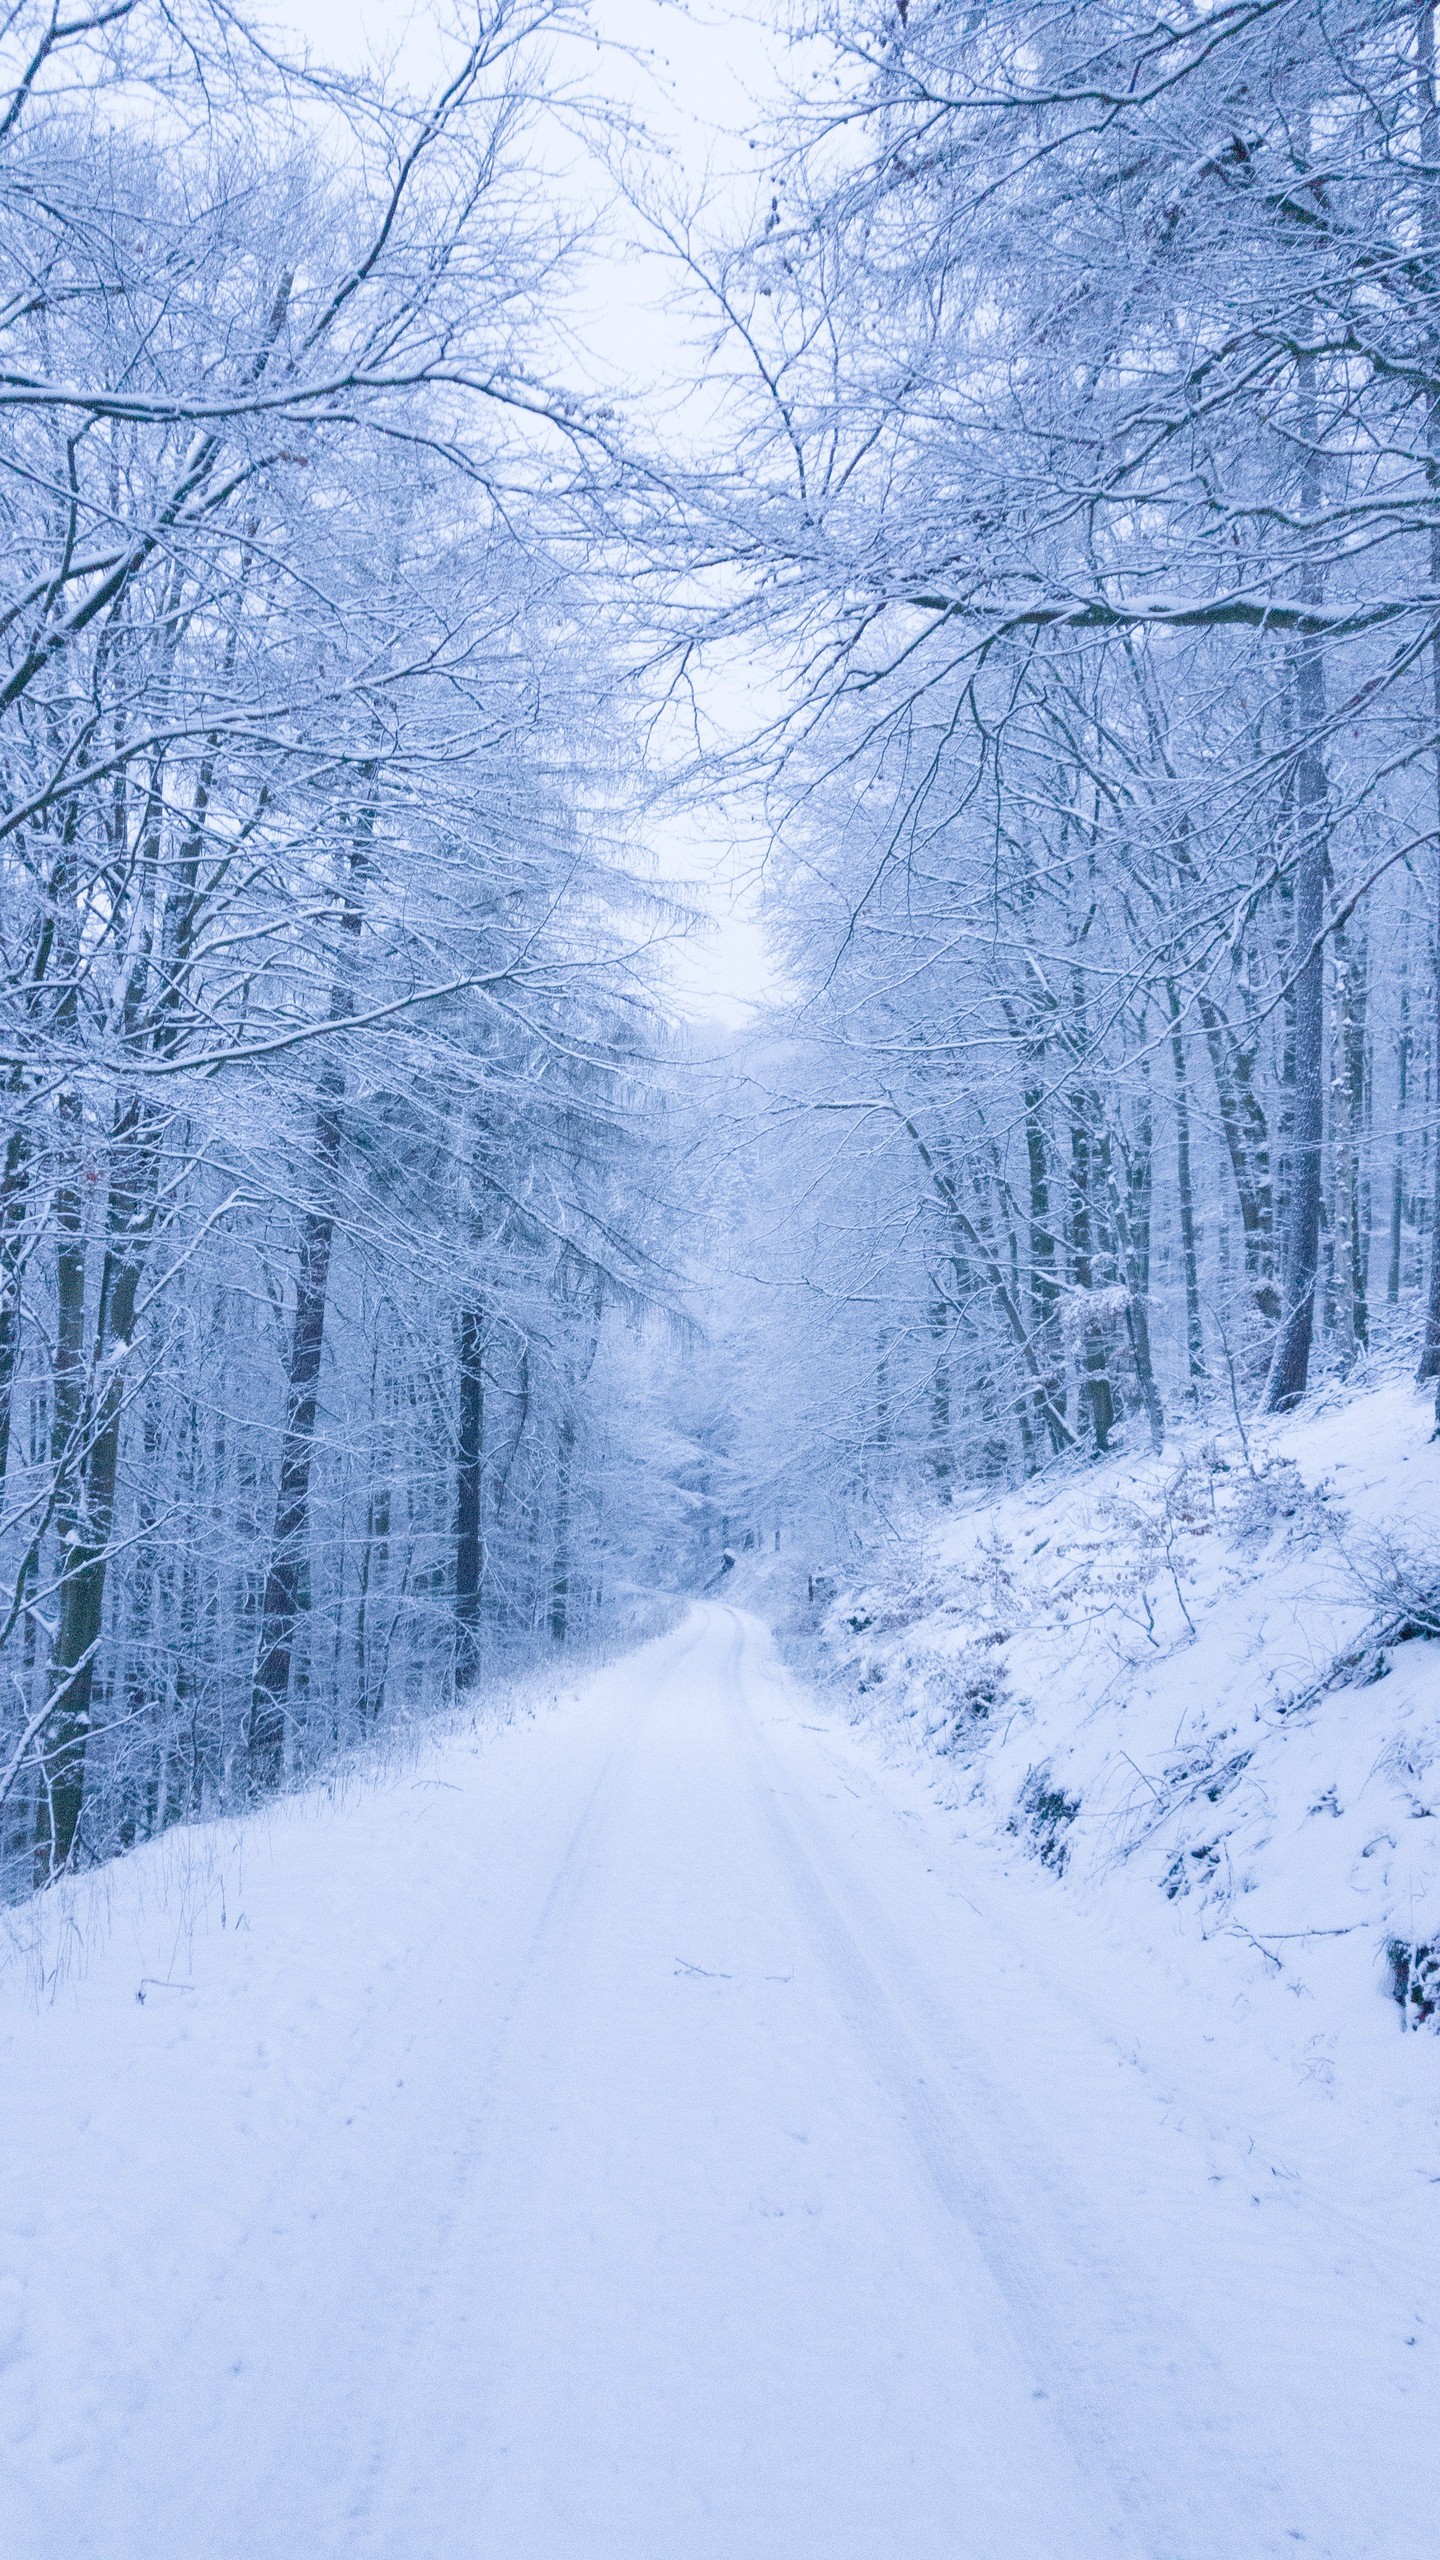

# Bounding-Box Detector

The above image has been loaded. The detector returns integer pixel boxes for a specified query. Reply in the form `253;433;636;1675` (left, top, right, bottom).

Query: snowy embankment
793;1373;1440;2176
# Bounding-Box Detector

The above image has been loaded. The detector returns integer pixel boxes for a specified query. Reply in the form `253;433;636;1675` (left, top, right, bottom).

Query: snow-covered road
2;1605;1431;2557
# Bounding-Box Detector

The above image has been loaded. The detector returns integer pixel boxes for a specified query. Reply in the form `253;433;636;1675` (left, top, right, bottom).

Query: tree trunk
1069;1082;1115;1454
356;1467;391;1726
1023;1074;1065;1431
1113;1060;1165;1453
549;1396;574;1647
1422;876;1440;1379
1419;640;1440;1376
1415;1;1440;1388
1169;822;1273;1312
1265;621;1329;1412
455;1305;485;1677
249;1197;338;1791
927;1287;953;1502
36;1098;161;1876
1389;918;1410;1306
0;1127;30;1490
1166;980;1206;1390
249;801;372;1790
1333;916;1369;1368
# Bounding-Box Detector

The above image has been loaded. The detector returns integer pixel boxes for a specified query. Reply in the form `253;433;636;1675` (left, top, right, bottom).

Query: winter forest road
1;1605;1418;2559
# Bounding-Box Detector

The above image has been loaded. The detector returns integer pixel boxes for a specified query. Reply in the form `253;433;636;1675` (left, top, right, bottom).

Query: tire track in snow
335;1621;705;2552
722;1609;1311;2560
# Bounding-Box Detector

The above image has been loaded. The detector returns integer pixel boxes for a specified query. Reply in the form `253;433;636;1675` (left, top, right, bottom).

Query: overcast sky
257;5;784;1023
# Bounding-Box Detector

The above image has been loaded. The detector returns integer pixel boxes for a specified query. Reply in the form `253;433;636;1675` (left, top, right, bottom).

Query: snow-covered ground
798;1373;1440;2042
3;1573;1437;2556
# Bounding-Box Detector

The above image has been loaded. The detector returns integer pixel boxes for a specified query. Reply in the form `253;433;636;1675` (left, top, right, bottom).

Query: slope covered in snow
792;1376;1440;2195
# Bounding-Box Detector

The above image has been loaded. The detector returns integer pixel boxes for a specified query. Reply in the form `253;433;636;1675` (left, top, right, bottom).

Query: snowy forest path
1;1604;1412;2558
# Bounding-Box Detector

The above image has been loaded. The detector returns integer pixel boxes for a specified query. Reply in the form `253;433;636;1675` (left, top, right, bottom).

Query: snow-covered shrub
1009;1766;1080;1874
1344;1531;1440;1651
1228;1459;1337;1555
1282;1526;1440;1703
922;1638;1011;1755
1385;1938;1440;2032
1162;1841;1224;1904
1099;1461;1218;1644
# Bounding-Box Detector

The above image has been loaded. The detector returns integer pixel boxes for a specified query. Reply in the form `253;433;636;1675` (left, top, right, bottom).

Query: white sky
265;0;787;1025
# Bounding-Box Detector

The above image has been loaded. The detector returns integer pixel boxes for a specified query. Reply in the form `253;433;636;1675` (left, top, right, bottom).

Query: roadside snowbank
788;1376;1440;2188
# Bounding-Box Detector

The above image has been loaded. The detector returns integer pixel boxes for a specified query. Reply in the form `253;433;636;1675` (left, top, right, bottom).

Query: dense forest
692;0;1440;1565
5;0;1440;1893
